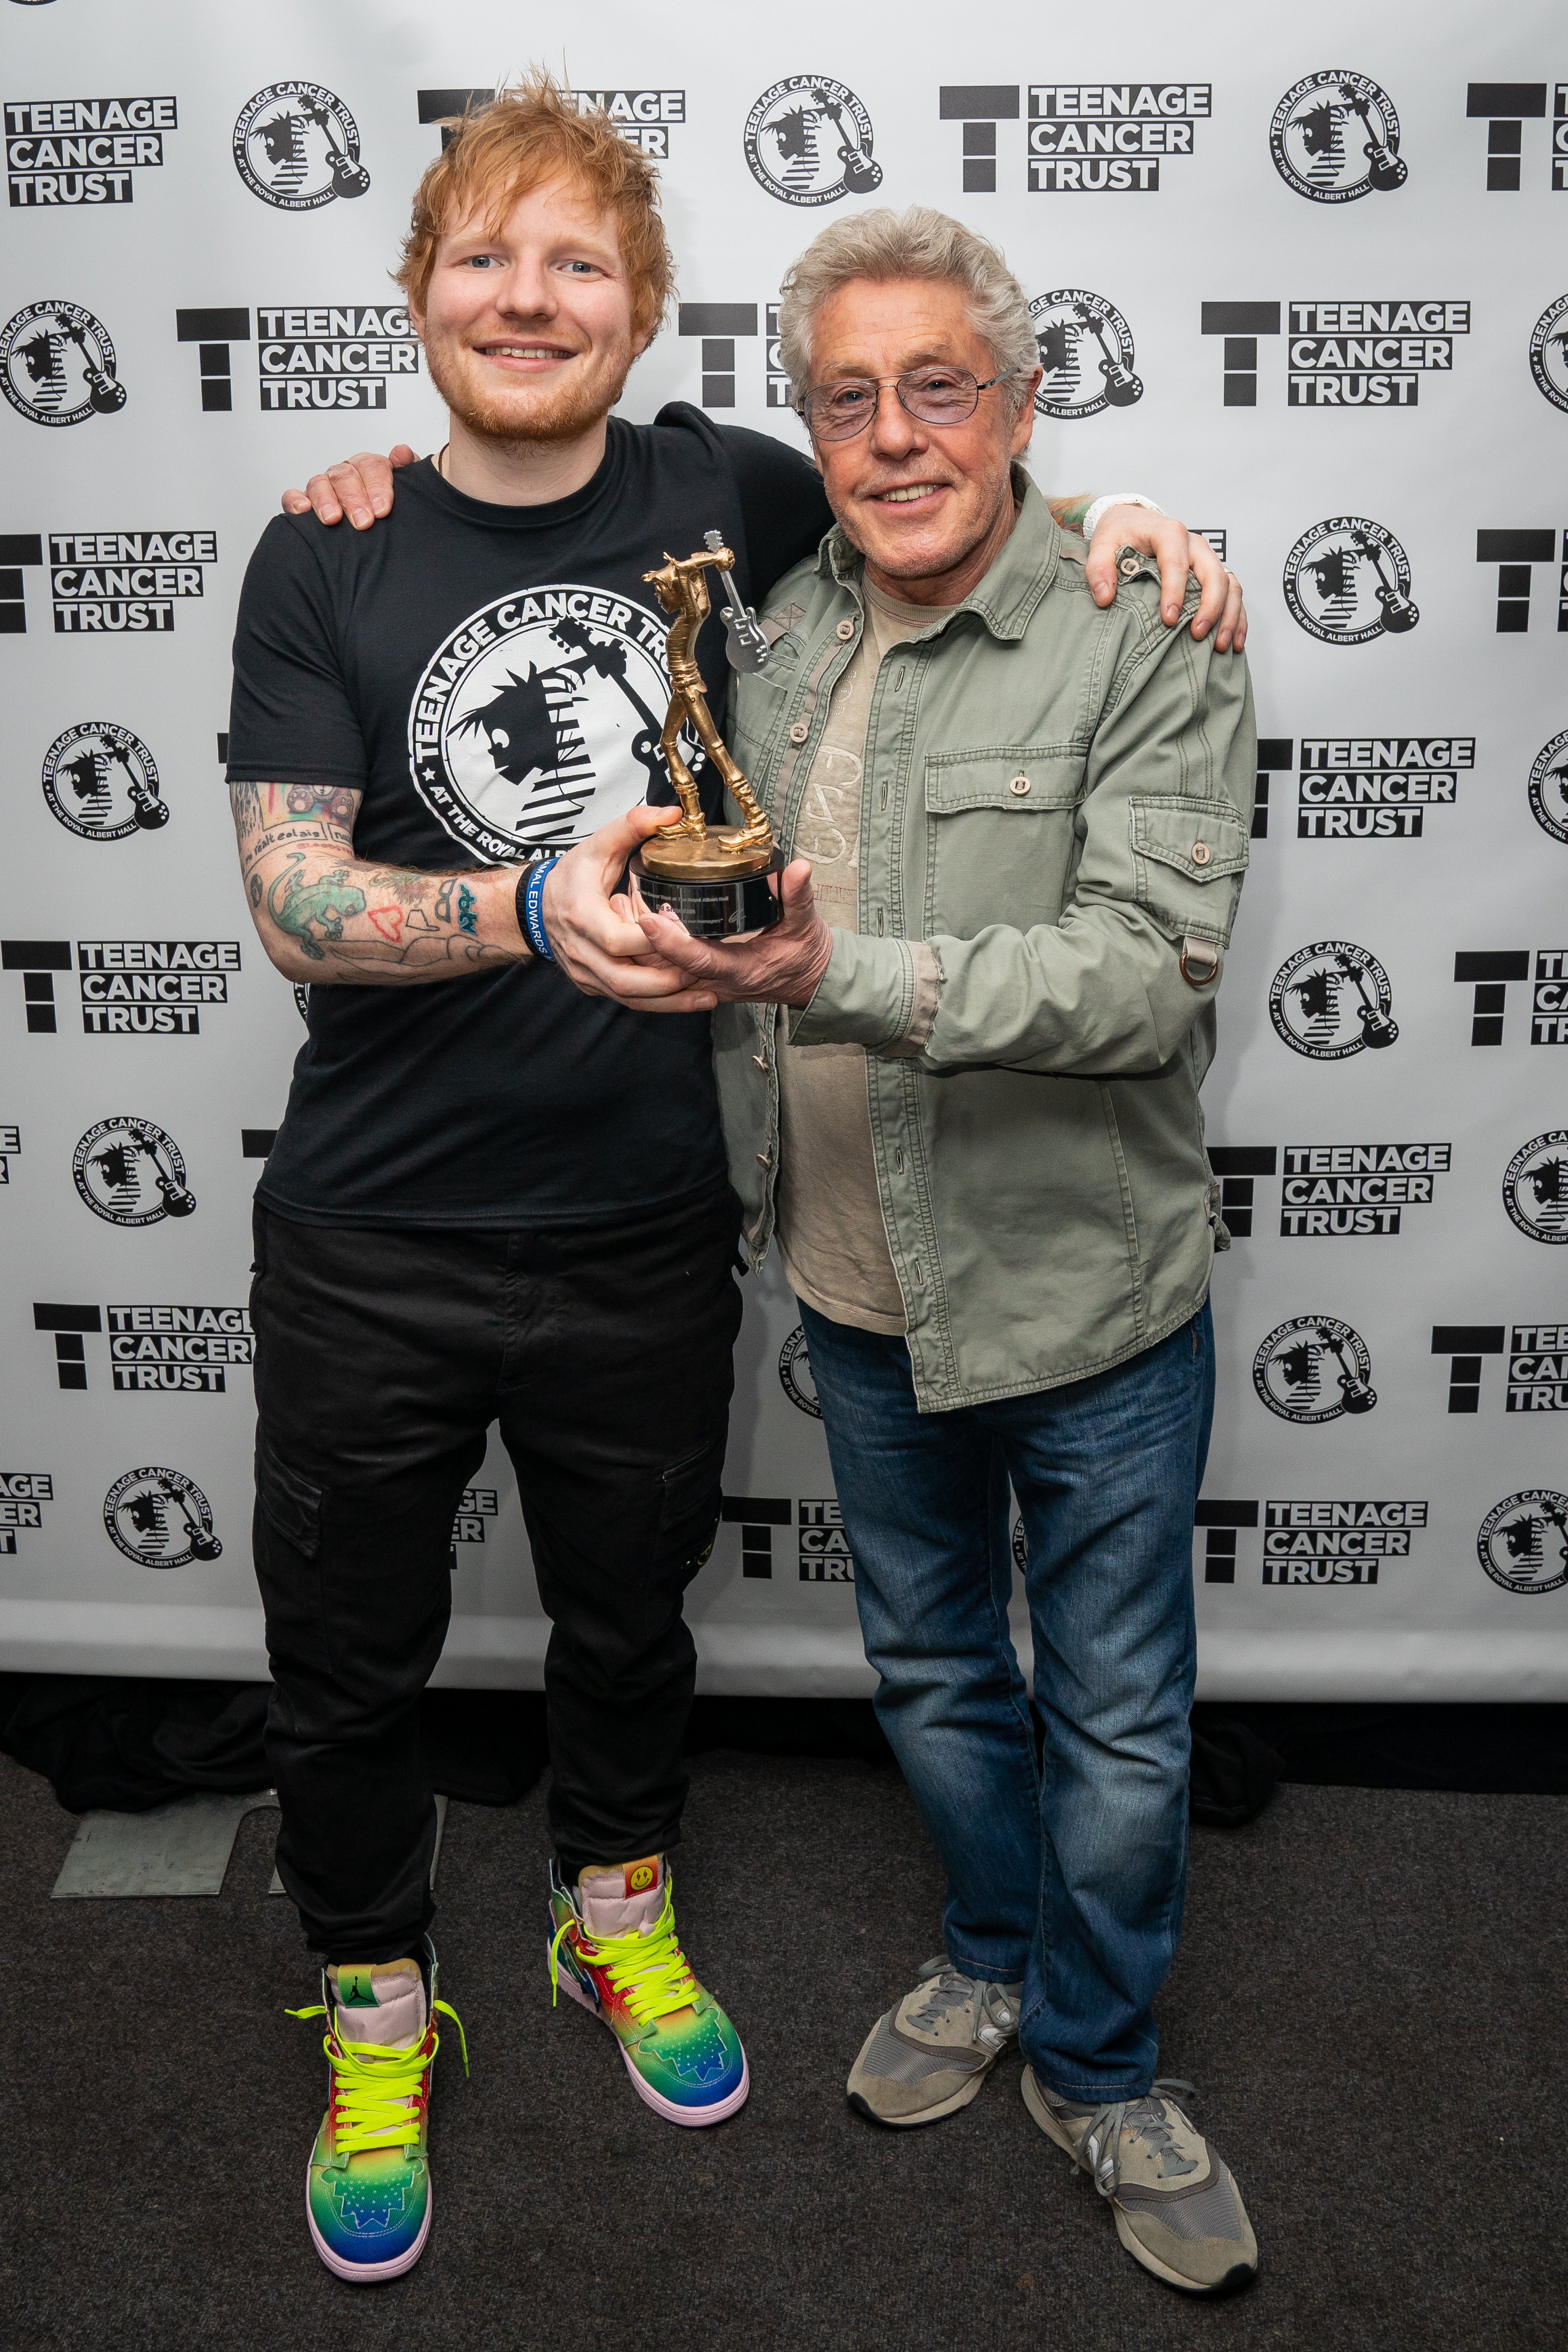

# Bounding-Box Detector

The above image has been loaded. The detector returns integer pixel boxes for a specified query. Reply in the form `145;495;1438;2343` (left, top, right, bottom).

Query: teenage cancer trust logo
1253;1316;1377;1423
1530;294;1568;415
103;1467;221;1567
0;301;124;425
1283;517;1417;644
409;586;700;859
778;1326;822;1418
1503;1130;1568;1245
1270;941;1398;1059
232;83;369;210
1269;71;1406;203
1029;289;1142;418
743;77;881;206
1477;1491;1568;1594
42;722;166;839
73;1117;194;1226
1528;732;1568;846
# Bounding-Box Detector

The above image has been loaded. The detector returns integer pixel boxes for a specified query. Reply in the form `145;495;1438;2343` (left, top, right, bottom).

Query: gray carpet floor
2;1744;1563;2351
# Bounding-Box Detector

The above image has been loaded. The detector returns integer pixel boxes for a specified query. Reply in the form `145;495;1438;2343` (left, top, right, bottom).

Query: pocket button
1009;774;1031;796
1191;841;1212;866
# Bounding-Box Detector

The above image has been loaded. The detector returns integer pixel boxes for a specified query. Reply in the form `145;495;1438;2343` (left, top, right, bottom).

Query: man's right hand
281;445;418;529
541;806;720;1015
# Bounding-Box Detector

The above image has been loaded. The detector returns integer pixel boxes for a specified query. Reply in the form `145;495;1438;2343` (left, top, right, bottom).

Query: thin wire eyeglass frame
796;366;1021;441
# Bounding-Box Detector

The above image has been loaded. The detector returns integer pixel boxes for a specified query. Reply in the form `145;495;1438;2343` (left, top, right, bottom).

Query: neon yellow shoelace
549;1885;699;2026
288;1999;468;2158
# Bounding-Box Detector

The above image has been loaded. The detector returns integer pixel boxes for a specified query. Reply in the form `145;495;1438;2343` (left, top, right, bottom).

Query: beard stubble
421;322;634;449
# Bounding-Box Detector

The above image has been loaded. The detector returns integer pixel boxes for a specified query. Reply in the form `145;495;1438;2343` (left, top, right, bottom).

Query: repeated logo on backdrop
743;77;881;205
1268;942;1399;1058
1253;1317;1378;1423
1029;290;1142;416
778;1328;822;1418
1290;733;1474;841
1026;83;1211;193
1269;72;1406;202
1502;1132;1568;1244
72;1118;195;1226
1282;518;1418;645
6;94;177;207
1;1472;52;1558
1476;1492;1568;1594
103;1467;221;1566
1528;734;1568;843
42;724;166;838
27;526;219;635
1528;294;1568;411
231;83;369;208
0;301;124;425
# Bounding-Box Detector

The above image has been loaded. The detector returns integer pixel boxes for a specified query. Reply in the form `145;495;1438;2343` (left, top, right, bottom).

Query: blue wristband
518;856;558;961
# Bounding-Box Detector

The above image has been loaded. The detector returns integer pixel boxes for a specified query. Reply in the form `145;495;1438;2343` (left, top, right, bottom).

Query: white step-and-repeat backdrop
2;0;1565;1698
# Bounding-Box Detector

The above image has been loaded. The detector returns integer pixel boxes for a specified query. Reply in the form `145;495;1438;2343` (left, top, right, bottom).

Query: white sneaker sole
1020;2067;1256;2298
554;1954;751;2127
306;2172;431;2285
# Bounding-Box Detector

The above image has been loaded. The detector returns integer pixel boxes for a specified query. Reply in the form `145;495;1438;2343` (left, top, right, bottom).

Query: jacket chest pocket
922;747;1085;939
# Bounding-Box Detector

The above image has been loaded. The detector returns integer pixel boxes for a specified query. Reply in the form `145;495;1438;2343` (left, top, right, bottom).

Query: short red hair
395;70;674;342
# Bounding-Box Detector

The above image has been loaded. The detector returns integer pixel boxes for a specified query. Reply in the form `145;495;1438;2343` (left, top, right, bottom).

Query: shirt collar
815;466;1059;642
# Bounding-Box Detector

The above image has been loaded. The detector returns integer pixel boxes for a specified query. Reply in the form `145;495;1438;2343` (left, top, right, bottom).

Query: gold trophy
627;534;786;938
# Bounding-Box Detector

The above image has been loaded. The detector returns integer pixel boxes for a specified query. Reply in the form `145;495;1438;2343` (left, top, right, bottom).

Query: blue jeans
800;1301;1214;2101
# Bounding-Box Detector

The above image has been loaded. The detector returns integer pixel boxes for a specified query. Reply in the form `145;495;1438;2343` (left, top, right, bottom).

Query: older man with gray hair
596;206;1258;2297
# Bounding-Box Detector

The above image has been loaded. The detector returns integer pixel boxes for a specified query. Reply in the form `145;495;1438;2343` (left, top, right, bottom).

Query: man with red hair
230;74;1241;2281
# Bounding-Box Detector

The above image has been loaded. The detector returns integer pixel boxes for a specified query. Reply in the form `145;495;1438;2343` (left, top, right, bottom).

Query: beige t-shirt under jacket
774;579;944;1336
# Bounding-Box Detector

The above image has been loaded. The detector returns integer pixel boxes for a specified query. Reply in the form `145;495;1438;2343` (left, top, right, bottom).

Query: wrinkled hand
540;806;720;1012
635;859;833;1008
281;444;418;528
1085;505;1247;652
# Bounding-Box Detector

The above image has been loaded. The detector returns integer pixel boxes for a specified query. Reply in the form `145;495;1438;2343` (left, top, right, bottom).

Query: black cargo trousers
249;1188;743;1960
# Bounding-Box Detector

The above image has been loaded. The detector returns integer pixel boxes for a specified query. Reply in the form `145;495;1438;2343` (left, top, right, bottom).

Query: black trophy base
628;846;786;938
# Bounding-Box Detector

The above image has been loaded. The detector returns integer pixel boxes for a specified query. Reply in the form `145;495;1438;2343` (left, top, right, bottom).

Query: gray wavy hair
776;206;1038;412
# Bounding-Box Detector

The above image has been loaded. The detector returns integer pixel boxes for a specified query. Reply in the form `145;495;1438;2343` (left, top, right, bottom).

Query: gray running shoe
847;1957;1023;2126
1022;2067;1257;2296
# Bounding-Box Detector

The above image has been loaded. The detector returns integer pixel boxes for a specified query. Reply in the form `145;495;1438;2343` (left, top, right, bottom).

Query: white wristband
1082;492;1165;542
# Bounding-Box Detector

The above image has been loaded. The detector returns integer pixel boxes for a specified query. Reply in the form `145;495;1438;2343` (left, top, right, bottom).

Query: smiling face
804;278;1042;603
411;176;647;445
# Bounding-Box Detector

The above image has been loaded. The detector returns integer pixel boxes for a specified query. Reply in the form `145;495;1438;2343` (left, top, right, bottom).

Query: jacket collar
814;466;1061;643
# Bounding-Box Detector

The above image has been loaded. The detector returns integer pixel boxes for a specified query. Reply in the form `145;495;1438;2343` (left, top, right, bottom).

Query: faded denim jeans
800;1300;1214;2100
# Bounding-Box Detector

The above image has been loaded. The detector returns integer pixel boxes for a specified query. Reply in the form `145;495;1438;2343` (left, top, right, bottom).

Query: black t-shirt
227;404;830;1228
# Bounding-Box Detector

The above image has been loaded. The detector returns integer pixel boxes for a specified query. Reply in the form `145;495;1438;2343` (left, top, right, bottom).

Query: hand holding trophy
628;534;787;938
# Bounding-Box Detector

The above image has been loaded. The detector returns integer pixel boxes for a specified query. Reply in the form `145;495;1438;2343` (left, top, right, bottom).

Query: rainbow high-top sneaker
548;1856;748;2125
289;1943;466;2284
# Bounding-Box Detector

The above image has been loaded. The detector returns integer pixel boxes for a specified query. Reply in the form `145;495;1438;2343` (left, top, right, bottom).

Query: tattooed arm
230;782;529;986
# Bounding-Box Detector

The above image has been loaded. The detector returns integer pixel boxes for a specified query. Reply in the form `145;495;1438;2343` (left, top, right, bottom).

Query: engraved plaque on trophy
627;532;786;939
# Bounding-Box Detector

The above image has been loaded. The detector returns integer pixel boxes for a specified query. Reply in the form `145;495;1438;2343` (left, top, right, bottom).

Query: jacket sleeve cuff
788;929;918;1049
876;940;941;1057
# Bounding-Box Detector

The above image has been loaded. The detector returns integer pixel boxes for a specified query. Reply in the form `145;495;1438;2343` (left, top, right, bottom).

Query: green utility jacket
714;477;1255;1412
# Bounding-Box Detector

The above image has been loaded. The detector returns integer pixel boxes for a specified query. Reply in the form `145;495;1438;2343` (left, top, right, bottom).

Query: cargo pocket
657;1435;726;1573
255;1440;323;1561
1127;796;1250;946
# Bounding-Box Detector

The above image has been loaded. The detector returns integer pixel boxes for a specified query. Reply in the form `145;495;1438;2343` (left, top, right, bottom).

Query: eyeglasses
797;366;1020;442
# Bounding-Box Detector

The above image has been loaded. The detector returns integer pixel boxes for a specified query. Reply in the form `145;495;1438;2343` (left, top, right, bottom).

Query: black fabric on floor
5;1744;1564;2350
6;1671;1568;1829
0;1676;552;1814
